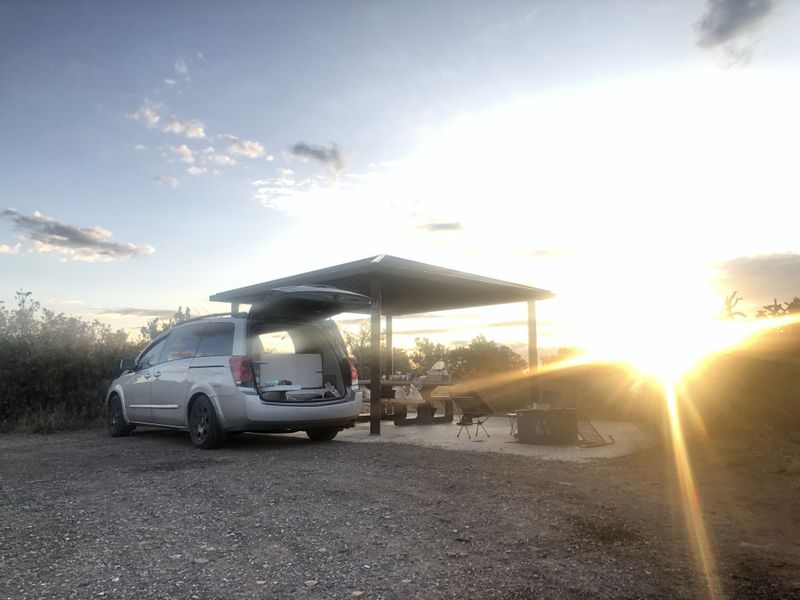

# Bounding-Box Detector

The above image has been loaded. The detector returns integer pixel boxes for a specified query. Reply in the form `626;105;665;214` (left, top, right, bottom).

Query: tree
784;297;800;315
140;306;193;341
756;298;784;319
447;335;527;381
720;291;746;320
0;291;142;431
542;347;582;366
341;321;412;376
410;337;449;373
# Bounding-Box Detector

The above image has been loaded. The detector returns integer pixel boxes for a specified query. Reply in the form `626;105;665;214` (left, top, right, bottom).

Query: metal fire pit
516;408;578;445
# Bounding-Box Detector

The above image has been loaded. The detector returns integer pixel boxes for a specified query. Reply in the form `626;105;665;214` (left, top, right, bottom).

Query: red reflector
229;355;254;386
348;358;359;386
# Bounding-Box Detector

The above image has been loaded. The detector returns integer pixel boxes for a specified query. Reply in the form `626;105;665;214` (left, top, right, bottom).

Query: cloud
0;242;21;254
153;175;178;188
418;222;464;232
288;142;346;177
187;166;206;175
94;307;177;318
266;154;275;162
201;146;235;166
174;58;189;80
167;144;194;164
47;298;86;305
134;144;146;151
696;0;777;63
164;78;177;86
128;102;161;128
715;253;800;302
163;117;206;139
225;136;265;158
1;208;154;262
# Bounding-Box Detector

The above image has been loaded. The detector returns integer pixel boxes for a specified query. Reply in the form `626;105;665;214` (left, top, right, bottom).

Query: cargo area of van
250;323;349;403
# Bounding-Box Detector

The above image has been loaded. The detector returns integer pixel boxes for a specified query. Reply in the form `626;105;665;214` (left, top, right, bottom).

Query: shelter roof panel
210;255;554;315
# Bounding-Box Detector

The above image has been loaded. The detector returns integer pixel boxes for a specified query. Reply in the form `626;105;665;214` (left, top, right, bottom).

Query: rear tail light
348;358;359;389
229;355;255;387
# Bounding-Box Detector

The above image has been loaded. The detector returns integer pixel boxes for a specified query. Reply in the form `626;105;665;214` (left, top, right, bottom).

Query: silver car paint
106;316;361;434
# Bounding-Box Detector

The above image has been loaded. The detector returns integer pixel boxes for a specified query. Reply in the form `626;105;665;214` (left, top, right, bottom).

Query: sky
1;0;799;359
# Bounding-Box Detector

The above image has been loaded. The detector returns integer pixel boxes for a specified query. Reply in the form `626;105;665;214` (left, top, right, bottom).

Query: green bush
0;291;144;432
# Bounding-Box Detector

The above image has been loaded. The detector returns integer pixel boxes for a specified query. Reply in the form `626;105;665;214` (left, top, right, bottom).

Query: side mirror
120;358;136;372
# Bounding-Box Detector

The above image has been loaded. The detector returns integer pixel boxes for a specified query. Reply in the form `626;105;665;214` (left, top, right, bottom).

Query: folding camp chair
452;394;494;439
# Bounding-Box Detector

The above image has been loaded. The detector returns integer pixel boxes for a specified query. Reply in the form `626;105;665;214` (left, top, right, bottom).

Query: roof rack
173;311;249;326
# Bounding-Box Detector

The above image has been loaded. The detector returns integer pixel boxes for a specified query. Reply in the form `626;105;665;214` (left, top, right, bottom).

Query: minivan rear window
258;330;296;354
196;322;235;357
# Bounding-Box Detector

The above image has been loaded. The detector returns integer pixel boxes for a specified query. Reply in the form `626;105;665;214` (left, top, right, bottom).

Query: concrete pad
337;416;651;462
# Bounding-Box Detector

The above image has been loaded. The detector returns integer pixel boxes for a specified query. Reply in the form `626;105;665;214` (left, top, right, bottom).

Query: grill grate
577;411;614;447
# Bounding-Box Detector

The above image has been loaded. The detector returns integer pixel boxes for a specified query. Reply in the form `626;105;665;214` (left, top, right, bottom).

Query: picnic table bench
359;379;454;425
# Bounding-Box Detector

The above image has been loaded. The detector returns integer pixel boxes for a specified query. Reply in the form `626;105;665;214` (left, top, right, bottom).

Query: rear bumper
228;388;362;432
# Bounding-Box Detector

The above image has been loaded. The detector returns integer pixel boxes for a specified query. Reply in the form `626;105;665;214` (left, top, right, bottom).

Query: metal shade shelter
210;255;554;434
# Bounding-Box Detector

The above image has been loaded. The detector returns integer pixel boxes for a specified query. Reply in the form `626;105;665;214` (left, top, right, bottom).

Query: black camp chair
452;393;494;439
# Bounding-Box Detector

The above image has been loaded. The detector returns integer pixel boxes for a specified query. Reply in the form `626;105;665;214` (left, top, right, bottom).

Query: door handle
153;370;161;378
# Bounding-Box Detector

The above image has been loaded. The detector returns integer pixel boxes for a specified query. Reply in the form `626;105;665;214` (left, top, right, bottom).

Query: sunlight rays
662;377;723;600
533;311;799;600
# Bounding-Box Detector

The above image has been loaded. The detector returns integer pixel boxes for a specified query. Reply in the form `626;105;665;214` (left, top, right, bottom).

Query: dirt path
0;428;798;599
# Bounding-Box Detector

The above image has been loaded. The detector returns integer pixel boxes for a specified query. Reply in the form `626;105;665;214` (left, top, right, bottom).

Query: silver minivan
105;286;370;448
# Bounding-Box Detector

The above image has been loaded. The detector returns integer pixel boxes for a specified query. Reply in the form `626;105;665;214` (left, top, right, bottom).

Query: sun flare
543;296;798;600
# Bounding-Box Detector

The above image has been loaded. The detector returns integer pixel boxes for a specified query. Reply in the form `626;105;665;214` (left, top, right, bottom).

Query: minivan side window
196;322;235;357
139;337;167;369
162;323;207;362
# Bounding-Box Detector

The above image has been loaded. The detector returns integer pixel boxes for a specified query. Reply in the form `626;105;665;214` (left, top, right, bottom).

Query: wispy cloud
47;298;86;305
251;168;301;206
153;175;178;188
94;307;177;318
128;102;161;128
288;142;346;178
130;102;206;139
225;135;265;158
696;0;778;63
201;146;235;166
134;144;146;151
167;143;194;164
0;242;21;254
174;57;189;80
1;208;154;262
164;78;177;87
163;117;206;139
187;166;206;175
419;222;463;232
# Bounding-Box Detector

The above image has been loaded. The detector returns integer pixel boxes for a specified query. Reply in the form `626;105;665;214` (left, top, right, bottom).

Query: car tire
107;395;134;437
306;427;339;442
189;395;223;449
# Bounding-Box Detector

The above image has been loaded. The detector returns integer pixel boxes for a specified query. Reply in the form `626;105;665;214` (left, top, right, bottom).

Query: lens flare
539;312;800;599
661;376;722;600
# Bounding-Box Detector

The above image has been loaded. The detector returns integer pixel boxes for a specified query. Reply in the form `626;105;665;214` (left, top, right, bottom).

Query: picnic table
359;378;454;425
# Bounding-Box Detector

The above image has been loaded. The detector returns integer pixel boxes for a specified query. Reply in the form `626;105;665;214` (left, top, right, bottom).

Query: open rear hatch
248;285;372;323
249;286;371;403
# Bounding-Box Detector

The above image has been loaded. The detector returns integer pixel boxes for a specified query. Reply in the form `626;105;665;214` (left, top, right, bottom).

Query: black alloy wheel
189;395;223;449
107;396;134;437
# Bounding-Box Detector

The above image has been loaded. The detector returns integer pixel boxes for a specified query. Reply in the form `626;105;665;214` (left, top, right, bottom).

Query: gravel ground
1;428;798;599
